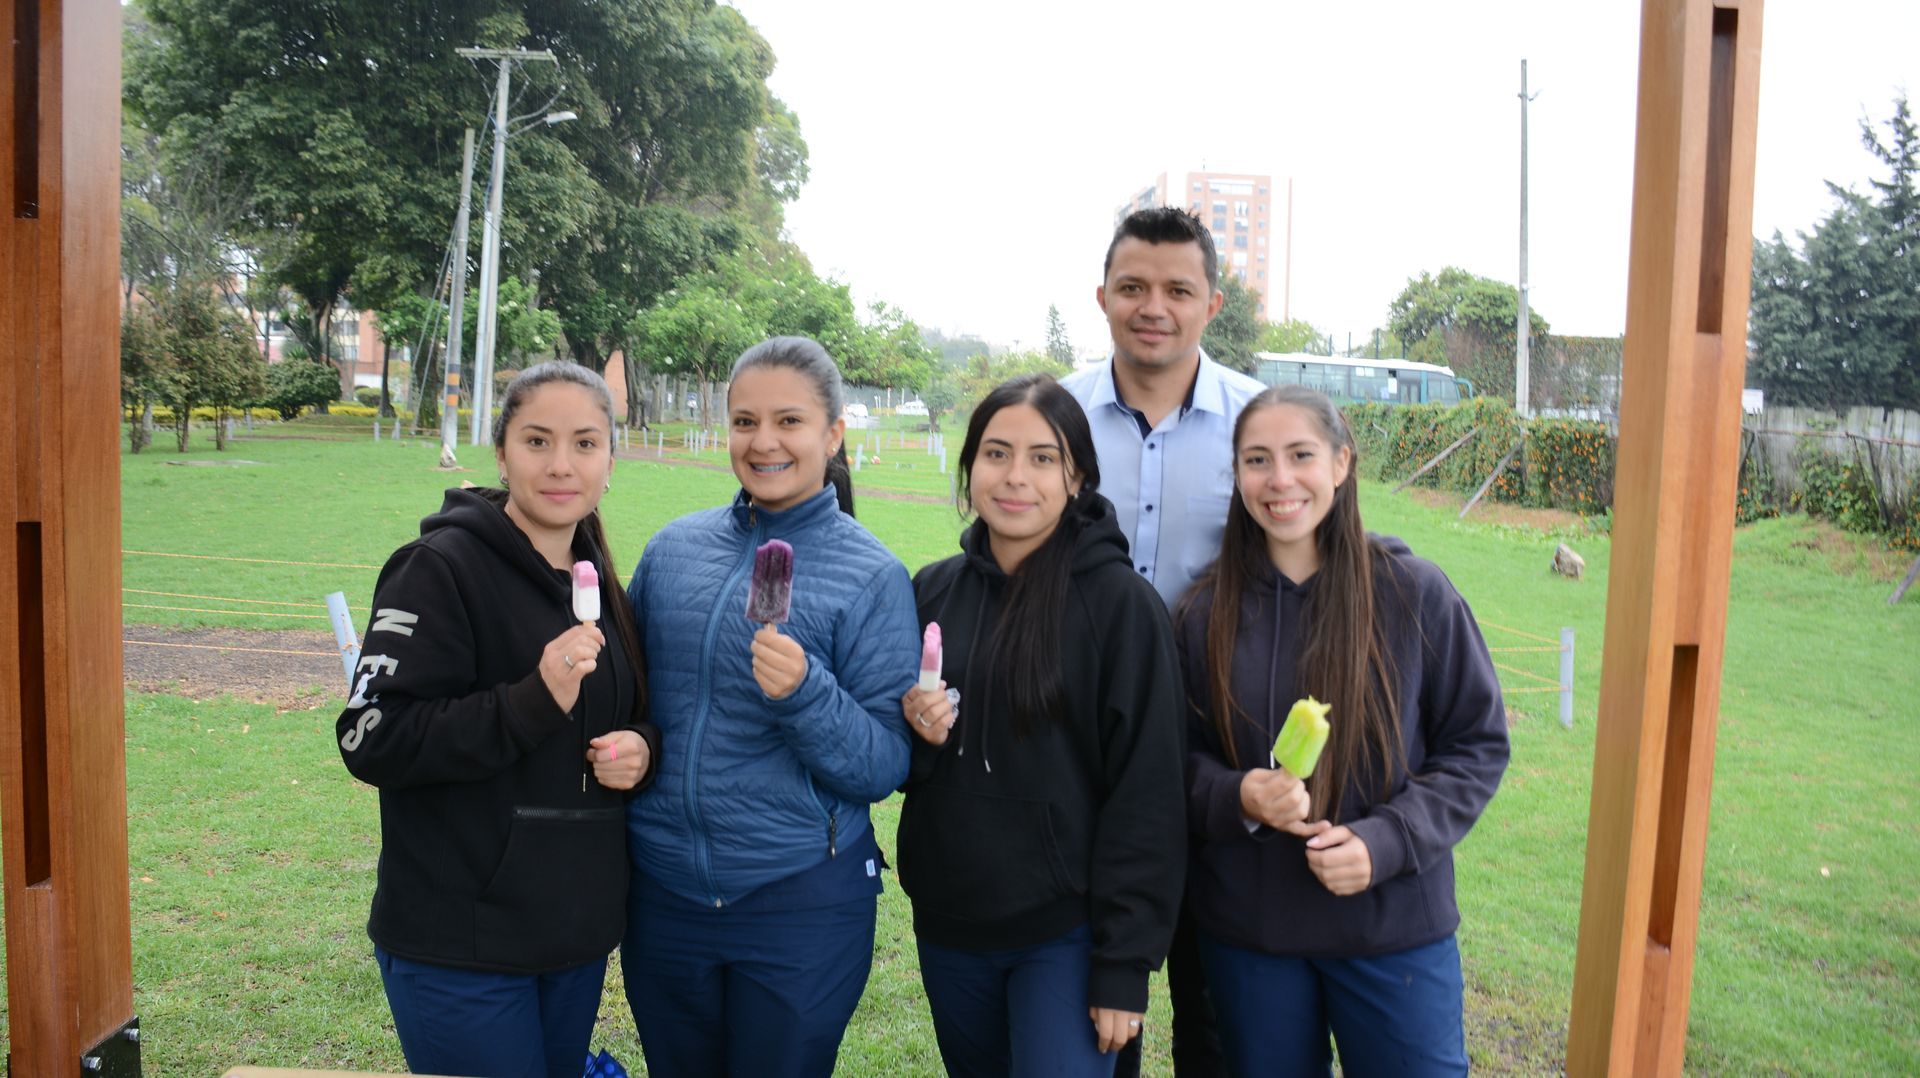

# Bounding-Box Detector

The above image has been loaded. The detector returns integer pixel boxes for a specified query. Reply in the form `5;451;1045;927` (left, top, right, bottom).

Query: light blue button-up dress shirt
1060;351;1268;609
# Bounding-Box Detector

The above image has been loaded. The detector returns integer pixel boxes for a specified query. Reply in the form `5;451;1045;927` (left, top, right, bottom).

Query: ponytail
581;509;647;726
827;442;856;517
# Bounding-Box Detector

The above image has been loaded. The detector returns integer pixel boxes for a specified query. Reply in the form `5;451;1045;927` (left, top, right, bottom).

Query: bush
257;360;343;420
1522;418;1615;514
1348;397;1528;497
353;386;381;408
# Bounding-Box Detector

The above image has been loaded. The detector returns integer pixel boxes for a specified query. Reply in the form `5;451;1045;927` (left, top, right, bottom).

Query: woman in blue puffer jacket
621;337;919;1078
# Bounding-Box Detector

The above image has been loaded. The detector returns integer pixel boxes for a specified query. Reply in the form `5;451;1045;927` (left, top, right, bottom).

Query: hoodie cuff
504;672;572;747
1347;812;1410;886
1087;960;1150;1014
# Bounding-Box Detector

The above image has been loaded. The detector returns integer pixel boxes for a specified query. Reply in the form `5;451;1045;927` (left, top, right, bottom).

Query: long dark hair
729;336;856;516
1181;384;1401;823
494;362;648;723
957;374;1102;735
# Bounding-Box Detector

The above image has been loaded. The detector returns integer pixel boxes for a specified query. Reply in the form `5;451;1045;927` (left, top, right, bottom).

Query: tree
127;0;799;397
1201;274;1263;373
1387;267;1549;405
1257;318;1326;356
957;351;1074;410
121;304;182;453
1749;96;1920;411
258;357;345;421
922;372;962;434
132;285;265;450
1045;304;1075;366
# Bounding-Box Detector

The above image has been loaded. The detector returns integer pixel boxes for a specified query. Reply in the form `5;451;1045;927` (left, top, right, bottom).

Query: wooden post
1;0;142;1073
1567;2;1764;1074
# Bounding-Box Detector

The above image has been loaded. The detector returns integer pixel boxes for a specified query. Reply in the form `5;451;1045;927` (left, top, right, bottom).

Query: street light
454;46;562;445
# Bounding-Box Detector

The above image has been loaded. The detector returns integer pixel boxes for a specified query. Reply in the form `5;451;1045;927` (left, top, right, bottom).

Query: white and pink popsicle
918;622;942;692
571;560;600;625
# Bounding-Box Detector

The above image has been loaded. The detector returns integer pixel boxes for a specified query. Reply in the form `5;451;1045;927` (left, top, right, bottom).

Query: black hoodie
897;493;1187;1013
336;487;658;974
1177;535;1508;959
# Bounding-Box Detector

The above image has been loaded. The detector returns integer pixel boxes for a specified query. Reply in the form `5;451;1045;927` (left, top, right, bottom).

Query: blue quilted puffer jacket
626;485;918;906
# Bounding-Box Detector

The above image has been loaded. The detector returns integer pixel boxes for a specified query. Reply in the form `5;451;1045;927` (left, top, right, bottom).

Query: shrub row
1349;398;1918;549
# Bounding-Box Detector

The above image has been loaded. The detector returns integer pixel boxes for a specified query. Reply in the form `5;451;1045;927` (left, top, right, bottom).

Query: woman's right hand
1239;767;1318;835
901;682;955;746
540;623;606;713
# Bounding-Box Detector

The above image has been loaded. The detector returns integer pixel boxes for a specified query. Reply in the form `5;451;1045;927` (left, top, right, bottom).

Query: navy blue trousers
376;946;607;1078
621;865;878;1078
1196;931;1469;1077
916;923;1118;1078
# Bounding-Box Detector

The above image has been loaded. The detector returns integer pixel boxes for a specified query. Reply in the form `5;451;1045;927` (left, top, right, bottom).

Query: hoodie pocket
898;787;1078;924
474;805;626;968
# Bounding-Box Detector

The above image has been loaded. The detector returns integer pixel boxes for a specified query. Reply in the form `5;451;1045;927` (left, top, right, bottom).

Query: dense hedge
1350;398;1918;548
1347;399;1613;514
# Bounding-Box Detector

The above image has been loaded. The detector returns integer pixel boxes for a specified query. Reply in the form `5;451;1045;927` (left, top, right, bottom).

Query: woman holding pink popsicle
621;337;919;1077
897;375;1187;1077
336;362;657;1078
1176;385;1508;1076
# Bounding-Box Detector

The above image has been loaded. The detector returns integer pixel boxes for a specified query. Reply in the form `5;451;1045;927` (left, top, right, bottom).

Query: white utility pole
1516;59;1540;418
455;46;558;445
442;127;477;454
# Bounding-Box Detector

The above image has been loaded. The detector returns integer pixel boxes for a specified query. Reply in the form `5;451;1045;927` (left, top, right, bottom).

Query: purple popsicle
745;539;794;625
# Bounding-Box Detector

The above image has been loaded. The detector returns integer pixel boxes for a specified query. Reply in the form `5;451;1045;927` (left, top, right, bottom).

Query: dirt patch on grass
1403;488;1592;533
124;625;343;709
1781;518;1916;582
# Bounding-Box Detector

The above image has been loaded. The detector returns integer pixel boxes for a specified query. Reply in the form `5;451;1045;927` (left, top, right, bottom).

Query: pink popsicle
918;622;942;692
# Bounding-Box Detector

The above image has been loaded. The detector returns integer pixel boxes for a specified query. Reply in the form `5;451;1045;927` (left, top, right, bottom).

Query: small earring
604;479;612;493
499;476;509;490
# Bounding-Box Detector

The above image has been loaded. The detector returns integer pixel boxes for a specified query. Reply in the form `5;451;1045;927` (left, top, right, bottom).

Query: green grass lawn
1;419;1914;1073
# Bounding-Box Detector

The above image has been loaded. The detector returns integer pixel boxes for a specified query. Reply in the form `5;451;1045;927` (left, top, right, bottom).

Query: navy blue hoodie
899;494;1187;1013
1176;535;1508;958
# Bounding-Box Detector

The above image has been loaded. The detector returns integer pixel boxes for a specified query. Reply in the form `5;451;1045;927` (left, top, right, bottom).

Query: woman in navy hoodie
337;362;656;1078
622;337;919;1077
1176;384;1509;1076
898;375;1186;1076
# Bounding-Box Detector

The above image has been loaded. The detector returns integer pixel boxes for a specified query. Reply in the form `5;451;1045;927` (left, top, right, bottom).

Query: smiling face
494;382;613;558
1096;236;1225;374
967;403;1083;573
728;365;846;513
1234;402;1353;581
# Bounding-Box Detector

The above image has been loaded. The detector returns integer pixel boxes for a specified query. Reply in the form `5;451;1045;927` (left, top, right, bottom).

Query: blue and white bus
1252;353;1473;406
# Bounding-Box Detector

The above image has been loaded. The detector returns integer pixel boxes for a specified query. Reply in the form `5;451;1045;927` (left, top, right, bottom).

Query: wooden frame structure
3;0;1767;1074
1567;0;1765;1073
2;0;141;1072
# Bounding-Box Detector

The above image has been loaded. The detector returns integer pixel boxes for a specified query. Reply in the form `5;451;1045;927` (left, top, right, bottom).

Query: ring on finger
563;654;575;669
1128;1019;1141;1028
916;712;928;727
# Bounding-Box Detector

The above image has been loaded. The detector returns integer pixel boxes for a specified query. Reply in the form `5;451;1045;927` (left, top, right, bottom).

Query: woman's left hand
1089;1007;1144;1054
1304;825;1373;895
751;624;808;700
586;730;650;790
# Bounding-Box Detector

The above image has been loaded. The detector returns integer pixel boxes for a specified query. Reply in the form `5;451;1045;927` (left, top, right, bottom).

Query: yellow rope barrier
122;603;329;621
124;588;352;608
1492;660;1562;686
124;639;336;658
124;549;381;570
1478;620;1560;645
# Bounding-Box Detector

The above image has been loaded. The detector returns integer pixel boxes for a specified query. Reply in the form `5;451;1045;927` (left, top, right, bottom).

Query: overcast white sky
724;0;1917;358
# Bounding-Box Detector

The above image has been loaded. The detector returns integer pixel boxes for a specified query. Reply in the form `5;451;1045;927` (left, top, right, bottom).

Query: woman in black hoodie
898;375;1187;1077
1177;385;1508;1076
336;363;658;1077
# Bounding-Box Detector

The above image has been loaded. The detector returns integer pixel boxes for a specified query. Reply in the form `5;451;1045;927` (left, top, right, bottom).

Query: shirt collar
1097;347;1226;424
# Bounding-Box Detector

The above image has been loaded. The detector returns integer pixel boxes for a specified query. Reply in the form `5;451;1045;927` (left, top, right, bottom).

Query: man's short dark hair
1103;206;1219;292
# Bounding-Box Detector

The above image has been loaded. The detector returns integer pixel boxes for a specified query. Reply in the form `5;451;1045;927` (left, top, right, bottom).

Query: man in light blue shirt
1061;207;1266;610
1061;206;1264;1077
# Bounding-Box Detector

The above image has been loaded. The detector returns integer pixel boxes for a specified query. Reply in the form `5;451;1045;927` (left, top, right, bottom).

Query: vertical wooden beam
1;0;139;1072
1567;1;1764;1074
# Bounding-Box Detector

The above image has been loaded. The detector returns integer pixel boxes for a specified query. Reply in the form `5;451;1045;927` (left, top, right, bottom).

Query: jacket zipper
685;518;763;906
